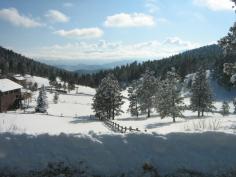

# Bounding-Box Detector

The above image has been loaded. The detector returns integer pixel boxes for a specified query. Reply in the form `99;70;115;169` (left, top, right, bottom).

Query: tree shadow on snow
118;114;159;122
69;115;98;124
145;122;174;129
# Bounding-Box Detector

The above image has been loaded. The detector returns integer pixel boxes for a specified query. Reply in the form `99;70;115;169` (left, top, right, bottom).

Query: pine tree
139;69;157;118
128;80;140;118
233;97;236;113
35;86;48;113
63;82;67;91
190;68;215;117
53;92;59;104
221;101;230;116
92;74;124;120
157;70;185;122
218;0;236;55
68;81;75;93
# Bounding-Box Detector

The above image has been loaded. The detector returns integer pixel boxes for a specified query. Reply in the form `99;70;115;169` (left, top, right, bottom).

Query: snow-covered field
0;76;236;175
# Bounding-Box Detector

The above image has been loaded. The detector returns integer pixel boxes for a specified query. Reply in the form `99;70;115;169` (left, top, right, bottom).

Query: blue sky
0;0;235;61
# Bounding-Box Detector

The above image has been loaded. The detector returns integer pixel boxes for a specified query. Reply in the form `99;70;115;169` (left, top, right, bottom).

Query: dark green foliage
190;68;215;117
0;46;79;85
127;80;140;118
92;74;124;120
79;45;226;88
221;101;230;116
233;98;236;113
139;69;157;118
35;86;48;113
156;70;185;122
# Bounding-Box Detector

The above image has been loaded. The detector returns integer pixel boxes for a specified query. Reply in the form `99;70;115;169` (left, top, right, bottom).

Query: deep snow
0;75;236;175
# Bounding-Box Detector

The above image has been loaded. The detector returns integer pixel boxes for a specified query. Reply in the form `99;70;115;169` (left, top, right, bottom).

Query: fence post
129;126;132;131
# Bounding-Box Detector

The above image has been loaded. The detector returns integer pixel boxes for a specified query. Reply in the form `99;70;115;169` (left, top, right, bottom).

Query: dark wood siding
0;89;21;112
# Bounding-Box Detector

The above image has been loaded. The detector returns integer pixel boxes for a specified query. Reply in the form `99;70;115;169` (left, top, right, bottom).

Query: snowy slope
0;113;111;135
26;75;50;87
0;76;236;175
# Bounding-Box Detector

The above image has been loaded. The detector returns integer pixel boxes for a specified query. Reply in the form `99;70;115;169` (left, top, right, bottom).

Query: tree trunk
198;110;200;117
147;108;150;118
202;110;204;117
173;116;176;123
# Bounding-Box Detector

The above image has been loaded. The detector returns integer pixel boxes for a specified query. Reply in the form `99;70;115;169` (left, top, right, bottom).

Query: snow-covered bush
190;118;222;131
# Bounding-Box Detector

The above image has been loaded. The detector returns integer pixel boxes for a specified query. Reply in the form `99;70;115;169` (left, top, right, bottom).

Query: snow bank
0;132;236;176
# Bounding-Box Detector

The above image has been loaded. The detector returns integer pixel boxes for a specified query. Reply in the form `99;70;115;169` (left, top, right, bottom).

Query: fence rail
103;118;140;133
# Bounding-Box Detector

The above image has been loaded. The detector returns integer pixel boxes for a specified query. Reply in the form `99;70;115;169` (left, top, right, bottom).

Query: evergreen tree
233;97;236;113
53;92;59;104
190;68;215;117
35;86;48;113
92;74;124;120
139;69;157;118
128;80;140;118
221;101;230;116
63;82;67;91
68;81;75;93
219;0;236;55
157;70;185;122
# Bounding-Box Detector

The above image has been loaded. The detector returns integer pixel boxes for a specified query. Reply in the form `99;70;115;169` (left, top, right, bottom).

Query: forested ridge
79;44;235;88
0;46;79;84
0;45;235;89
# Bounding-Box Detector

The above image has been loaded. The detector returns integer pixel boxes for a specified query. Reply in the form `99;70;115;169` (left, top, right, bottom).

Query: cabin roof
13;74;26;81
0;79;23;92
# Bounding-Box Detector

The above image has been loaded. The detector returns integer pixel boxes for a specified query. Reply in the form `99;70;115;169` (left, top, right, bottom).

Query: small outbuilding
11;74;26;86
0;79;22;112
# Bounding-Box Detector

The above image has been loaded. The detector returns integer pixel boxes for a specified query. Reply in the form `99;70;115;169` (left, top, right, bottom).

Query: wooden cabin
0;79;22;112
10;74;26;86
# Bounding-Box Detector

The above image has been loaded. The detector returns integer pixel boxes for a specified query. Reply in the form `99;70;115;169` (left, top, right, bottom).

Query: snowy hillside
0;75;236;176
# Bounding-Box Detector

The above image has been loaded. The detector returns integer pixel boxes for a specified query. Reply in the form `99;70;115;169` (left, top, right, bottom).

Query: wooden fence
103;118;141;133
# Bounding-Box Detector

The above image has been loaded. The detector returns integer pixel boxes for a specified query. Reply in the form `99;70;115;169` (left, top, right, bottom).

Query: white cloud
193;0;234;11
164;37;198;49
54;28;104;39
45;10;69;23
145;0;159;13
25;37;200;60
104;13;155;27
0;8;42;28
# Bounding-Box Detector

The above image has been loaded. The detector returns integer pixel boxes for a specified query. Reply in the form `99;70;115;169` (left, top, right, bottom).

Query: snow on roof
14;76;25;81
0;79;23;92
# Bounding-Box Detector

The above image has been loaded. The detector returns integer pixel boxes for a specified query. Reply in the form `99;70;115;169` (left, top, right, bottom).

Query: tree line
92;68;215;122
0;46;79;86
79;44;236;89
1;44;235;91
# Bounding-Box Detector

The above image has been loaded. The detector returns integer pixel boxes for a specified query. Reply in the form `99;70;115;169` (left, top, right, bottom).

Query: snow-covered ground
25;75;50;87
0;75;236;175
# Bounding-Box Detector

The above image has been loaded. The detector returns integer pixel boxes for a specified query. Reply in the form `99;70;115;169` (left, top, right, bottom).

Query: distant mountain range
39;59;137;74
